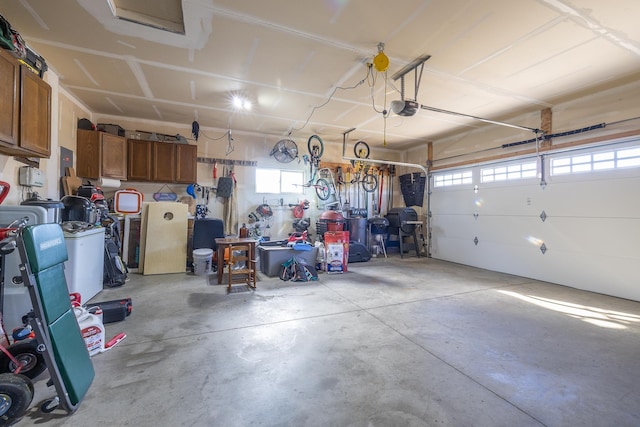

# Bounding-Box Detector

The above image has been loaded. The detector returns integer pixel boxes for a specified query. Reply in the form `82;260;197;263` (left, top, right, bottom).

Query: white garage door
429;136;640;301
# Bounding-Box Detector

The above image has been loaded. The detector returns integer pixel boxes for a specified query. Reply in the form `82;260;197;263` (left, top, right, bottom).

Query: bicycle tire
354;140;370;159
307;134;324;159
315;178;330;200
362;173;378;193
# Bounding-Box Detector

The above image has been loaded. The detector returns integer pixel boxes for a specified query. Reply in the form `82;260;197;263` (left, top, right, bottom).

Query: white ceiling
2;0;639;149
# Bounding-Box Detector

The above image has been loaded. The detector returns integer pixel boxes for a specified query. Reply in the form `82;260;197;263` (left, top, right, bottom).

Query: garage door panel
433;215;547;247
474;182;543;216
429;214;476;239
430;188;477;215
432;235;640;301
432;235;544;274
541;175;640;217
542;217;640;257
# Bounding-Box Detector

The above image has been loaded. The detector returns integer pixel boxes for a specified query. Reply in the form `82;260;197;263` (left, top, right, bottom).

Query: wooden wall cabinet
152;141;176;182
127;139;197;183
127;139;152;181
76;129;127;179
0;49;19;147
0;49;51;157
175;144;197;183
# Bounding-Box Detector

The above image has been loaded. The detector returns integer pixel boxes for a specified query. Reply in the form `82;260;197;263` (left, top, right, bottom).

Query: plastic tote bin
193;248;213;275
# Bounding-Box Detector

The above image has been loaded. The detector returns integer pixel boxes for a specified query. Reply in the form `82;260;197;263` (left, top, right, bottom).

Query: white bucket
193;248;213;275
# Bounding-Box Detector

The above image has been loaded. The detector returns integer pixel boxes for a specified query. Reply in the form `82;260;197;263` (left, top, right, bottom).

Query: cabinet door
128;139;152;181
152;142;176;182
0;49;19;147
76;129;100;179
19;67;51;157
101;133;127;179
175;144;197;183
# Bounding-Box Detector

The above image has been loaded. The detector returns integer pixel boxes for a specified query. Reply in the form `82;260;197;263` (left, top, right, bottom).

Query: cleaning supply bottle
74;306;105;356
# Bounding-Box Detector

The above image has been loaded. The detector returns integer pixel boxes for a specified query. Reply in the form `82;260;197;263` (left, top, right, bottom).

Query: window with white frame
433;170;473;187
481;161;537;183
550;145;640;176
256;168;304;194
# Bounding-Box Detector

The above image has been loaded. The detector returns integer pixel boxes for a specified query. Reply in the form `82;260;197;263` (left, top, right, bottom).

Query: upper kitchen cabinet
175;143;197;184
76;129;127;180
152;141;176;182
0;49;51;157
127;139;152;181
127;139;197;183
0;49;19;147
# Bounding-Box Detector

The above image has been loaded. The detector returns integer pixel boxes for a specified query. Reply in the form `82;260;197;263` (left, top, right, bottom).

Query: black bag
103;218;127;287
104;238;127;287
280;257;318;282
77;118;94;130
85;298;132;323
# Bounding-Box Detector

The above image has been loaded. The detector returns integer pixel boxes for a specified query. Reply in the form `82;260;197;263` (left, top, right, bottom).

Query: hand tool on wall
378;167;384;215
388;165;395;209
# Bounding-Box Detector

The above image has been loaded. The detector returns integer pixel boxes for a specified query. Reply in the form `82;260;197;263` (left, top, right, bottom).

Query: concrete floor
14;255;640;426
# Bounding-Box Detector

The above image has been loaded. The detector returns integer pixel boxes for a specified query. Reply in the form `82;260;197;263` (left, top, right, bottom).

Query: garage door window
481;161;537;183
551;146;640;176
433;170;472;187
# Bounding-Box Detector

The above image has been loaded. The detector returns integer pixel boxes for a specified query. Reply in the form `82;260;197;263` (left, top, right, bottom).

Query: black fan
270;139;298;163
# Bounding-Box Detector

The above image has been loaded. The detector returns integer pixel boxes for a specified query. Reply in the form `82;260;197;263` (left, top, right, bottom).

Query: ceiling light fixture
232;96;251;111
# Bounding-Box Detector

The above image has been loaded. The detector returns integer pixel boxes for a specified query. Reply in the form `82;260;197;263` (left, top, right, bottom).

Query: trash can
346;217;367;244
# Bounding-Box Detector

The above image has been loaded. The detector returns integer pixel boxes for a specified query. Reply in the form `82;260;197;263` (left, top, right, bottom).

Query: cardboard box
324;231;349;273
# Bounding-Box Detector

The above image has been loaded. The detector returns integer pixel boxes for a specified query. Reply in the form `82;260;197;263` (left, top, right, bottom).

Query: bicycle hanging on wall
300;134;332;201
350;140;378;193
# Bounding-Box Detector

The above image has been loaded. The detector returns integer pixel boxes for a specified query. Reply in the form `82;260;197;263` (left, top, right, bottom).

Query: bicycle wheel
315;178;331;200
307;134;324;159
354;140;370;159
361;173;378;193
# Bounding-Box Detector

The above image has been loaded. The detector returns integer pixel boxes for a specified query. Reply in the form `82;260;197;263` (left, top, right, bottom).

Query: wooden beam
541;108;552;148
